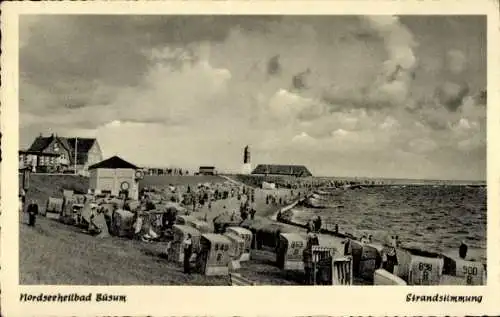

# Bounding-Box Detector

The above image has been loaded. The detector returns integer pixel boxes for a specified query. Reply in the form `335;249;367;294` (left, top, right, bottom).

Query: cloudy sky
19;15;486;180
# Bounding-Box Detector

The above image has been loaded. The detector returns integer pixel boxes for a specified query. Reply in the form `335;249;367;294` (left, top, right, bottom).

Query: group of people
239;199;257;221
306;216;322;233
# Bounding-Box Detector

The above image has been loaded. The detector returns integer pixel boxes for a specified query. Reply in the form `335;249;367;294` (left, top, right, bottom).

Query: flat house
88;156;140;200
198;166;216;176
22;134;103;174
251;164;313;177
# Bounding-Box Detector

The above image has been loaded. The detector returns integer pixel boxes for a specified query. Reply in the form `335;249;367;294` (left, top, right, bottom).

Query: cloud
19;16;486;179
447;49;468;75
433;49;471;112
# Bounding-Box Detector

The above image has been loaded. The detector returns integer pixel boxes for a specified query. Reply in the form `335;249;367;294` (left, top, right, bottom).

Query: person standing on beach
314;216;322;232
250;208;256;220
183;233;193;274
26;200;39;227
382;236;399;274
459;241;468;259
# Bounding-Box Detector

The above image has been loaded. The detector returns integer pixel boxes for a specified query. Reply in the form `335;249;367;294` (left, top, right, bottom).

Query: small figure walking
250;208;256;220
26;199;39;227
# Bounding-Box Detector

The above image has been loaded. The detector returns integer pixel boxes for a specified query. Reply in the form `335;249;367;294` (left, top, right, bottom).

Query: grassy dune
19;174;226;209
19;174;89;209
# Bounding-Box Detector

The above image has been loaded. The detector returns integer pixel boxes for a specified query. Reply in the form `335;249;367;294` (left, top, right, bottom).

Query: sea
290;184;487;262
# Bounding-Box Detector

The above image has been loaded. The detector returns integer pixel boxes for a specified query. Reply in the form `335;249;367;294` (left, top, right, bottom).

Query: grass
19;216;303;285
19;174;226;210
19;174;89;209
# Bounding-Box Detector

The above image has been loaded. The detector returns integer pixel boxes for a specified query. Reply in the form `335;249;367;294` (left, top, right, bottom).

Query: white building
88;156;140;200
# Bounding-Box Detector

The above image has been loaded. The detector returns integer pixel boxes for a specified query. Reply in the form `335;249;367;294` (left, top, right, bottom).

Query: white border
1;1;499;316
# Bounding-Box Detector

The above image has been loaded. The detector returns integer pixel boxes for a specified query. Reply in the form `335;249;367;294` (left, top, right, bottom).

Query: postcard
1;0;499;316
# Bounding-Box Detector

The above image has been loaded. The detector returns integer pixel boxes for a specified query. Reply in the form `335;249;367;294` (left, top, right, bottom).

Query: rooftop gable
88;155;138;170
27;135;97;156
27;136;54;152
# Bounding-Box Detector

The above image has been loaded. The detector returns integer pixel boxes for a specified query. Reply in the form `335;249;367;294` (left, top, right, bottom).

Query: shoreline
273;191;486;264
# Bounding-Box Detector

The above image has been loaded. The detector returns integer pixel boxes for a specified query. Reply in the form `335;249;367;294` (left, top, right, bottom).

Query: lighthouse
241;145;252;175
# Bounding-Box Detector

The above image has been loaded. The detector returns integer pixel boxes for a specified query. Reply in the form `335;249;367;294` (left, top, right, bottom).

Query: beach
18;173;486;285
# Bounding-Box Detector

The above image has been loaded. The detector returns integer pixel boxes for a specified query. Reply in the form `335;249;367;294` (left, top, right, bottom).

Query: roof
173;224;201;235
66;138;95;154
251;164;312;177
114;209;135;218
27;135;98;165
226;227;252;235
224;232;245;242
259;223;297;234
199;166;215;169
67;138;97;165
27;136;54;152
280;232;306;241
241;218;297;233
189;219;210;226
202;233;231;245
88;156;138;170
28;136;96;153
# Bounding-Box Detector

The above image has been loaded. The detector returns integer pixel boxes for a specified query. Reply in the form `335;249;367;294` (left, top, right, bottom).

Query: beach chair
332;256;354;285
229;273;257;286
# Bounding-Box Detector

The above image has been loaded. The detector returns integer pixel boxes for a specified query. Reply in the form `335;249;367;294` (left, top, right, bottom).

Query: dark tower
242;145;252;175
244;145;250;164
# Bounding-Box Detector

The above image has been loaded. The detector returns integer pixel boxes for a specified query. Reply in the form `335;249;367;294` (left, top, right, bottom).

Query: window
54;143;59;152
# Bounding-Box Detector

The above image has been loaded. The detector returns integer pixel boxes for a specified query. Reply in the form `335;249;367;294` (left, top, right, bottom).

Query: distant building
198;166;216;175
251;164;312;177
23;133;103;174
19;150;60;172
88;155;139;200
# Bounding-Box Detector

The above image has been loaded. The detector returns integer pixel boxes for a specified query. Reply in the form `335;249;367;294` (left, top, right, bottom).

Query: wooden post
313;252;317;285
331;256;336;285
22;168;30;191
74;137;78;175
